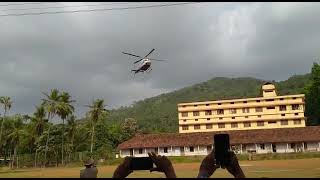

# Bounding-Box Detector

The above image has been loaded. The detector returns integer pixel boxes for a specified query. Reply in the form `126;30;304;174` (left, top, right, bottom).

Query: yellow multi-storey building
177;82;306;133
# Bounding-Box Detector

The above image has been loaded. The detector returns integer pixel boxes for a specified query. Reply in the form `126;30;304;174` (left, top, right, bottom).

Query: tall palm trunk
90;124;95;154
8;149;12;169
61;118;64;166
68;134;74;163
44;113;51;167
0;108;7;148
70;133;74;163
13;146;17;169
34;149;38;168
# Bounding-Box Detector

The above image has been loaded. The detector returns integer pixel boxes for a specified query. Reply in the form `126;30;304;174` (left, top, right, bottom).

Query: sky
0;2;320;118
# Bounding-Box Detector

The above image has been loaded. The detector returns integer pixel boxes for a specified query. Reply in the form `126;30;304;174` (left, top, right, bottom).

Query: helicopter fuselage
139;59;151;71
132;59;151;74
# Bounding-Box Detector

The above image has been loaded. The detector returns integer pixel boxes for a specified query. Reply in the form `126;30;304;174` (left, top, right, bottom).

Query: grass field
1;158;320;178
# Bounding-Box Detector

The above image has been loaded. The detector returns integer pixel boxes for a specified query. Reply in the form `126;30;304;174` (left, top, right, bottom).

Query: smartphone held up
214;134;231;168
129;157;154;171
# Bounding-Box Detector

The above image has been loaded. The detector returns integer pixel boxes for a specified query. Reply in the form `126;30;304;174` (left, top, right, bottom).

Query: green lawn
1;158;320;178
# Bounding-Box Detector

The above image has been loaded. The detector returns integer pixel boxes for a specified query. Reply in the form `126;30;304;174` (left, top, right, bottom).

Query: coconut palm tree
85;99;107;154
30;105;48;167
7;114;28;169
56;92;74;166
0;96;12;148
41;89;60;167
66;115;77;163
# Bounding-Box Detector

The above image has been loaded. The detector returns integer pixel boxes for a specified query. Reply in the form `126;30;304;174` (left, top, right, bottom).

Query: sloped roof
117;126;320;150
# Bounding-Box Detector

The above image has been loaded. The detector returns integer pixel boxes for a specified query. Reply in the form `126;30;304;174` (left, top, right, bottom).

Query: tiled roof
117;126;320;150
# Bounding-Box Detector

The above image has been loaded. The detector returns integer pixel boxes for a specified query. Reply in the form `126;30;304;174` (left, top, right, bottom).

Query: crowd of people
80;150;245;178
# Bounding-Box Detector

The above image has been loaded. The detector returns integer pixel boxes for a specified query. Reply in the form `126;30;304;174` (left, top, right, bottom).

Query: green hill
105;74;311;133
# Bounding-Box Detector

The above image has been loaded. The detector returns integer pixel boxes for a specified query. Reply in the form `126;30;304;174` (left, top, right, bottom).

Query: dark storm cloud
0;2;319;119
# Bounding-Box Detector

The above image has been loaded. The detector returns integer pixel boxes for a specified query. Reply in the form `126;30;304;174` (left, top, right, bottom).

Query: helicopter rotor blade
143;48;155;58
134;58;144;64
149;58;166;62
122;52;142;58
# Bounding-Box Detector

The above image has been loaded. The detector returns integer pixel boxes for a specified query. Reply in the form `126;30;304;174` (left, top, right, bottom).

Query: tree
121;118;139;141
56;91;75;166
66;115;77;163
305;62;320;125
7;114;28;169
85;99;107;155
30;105;48;167
41;89;60;166
0;96;12;151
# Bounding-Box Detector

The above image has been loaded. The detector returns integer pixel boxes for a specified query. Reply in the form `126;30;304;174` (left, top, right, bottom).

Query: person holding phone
197;149;245;178
112;152;176;178
198;133;245;178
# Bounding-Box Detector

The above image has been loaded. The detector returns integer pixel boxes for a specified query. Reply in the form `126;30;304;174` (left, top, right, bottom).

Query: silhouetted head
84;158;95;168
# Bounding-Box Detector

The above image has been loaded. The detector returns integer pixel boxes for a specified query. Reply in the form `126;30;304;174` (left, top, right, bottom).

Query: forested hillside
106;74;311;133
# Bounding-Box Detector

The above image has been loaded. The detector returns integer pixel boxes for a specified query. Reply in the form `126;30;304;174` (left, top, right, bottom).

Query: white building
117;126;320;157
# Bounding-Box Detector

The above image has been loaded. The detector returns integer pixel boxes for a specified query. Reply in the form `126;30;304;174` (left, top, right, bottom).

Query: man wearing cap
80;159;98;178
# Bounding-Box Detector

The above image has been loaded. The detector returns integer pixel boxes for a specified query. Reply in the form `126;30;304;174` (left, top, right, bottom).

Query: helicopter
122;48;166;74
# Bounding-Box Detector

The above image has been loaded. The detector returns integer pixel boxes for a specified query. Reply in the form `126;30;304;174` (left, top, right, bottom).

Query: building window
217;109;224;115
242;108;250;113
267;107;275;110
164;147;168;153
294;120;301;125
182;105;186;108
293;97;297;100
231;117;235;119
266;99;274;102
205;110;212;115
206;124;213;129
268;121;277;124
257;121;264;126
182;126;189;130
255;107;263;112
139;148;143;154
281;114;285;116
219;117;223;120
258;115;262;118
231;123;238;128
260;144;265;150
281;120;288;125
194;125;200;130
295;113;299;116
243;101;247;103
207;118;210;121
230;108;237;114
183;120;186;122
292;104;300;110
195;119;198;121
218;123;225;128
194;105;197;107
190;146;194;152
244;122;251;127
182;112;188;117
280;105;287;111
193;111;200;116
256;100;261;102
206;104;210;106
231;102;234;104
218;103;222;105
207;146;212;151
